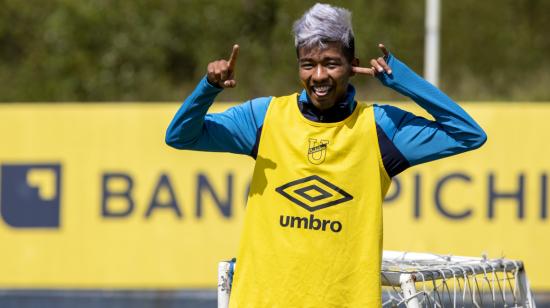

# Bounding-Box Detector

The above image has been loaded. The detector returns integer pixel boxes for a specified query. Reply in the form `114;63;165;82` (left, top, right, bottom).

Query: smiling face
298;41;357;111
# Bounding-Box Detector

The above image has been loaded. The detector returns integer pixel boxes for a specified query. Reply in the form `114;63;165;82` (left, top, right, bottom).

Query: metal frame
217;251;536;308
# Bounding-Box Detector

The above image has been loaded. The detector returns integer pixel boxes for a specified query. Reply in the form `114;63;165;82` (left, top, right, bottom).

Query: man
166;3;486;307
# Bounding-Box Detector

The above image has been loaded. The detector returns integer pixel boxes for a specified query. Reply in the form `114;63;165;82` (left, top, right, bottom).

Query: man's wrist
201;75;224;94
376;53;397;87
204;75;223;89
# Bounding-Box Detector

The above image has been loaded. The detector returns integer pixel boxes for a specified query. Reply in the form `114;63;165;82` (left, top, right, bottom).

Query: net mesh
381;251;535;308
217;251;535;308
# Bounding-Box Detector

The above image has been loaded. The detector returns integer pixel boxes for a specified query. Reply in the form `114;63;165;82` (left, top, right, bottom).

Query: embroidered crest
307;138;329;165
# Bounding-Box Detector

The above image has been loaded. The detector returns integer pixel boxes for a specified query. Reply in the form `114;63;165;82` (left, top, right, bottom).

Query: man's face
298;42;357;111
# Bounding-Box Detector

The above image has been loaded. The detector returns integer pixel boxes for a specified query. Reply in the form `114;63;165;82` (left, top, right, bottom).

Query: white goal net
218;251;535;308
381;251;535;307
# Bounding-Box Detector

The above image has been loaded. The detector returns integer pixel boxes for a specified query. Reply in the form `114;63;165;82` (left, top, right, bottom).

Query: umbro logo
275;175;353;212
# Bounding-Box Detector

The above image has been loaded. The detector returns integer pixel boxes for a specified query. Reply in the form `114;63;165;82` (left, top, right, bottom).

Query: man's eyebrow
299;56;342;62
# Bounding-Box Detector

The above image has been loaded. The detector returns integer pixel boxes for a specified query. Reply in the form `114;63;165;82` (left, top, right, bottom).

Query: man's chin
306;90;335;109
311;98;336;111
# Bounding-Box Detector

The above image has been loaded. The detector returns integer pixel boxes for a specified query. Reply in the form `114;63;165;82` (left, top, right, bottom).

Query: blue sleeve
165;76;271;156
374;54;487;167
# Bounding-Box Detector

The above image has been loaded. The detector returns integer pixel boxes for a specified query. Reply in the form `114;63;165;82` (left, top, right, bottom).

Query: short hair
292;3;355;61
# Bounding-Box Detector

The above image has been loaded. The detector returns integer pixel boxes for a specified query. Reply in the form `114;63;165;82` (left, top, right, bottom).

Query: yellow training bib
230;94;391;307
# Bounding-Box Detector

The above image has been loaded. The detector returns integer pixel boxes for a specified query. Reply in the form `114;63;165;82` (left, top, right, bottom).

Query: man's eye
301;63;313;69
327;63;339;68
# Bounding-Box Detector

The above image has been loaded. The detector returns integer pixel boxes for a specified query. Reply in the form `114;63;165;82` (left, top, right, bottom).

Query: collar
298;84;357;123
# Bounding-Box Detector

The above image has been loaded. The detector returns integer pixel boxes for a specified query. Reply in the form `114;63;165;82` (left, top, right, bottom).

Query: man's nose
312;65;328;81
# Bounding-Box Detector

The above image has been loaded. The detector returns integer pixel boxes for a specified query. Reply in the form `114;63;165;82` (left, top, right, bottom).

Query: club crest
307;138;329;165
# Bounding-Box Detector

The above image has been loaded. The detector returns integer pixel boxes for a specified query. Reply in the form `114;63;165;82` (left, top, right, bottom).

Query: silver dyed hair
293;3;354;50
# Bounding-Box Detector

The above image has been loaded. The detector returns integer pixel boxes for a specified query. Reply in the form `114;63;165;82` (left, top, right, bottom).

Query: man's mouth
311;85;332;97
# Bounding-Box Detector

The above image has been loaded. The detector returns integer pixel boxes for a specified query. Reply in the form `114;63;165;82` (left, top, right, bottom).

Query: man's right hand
207;44;239;88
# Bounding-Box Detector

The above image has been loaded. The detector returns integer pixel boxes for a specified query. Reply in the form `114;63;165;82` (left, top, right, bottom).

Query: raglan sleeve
165;76;271;156
374;54;487;167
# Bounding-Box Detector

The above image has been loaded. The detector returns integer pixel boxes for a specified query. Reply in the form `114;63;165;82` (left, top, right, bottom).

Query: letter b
309;214;321;230
102;173;134;218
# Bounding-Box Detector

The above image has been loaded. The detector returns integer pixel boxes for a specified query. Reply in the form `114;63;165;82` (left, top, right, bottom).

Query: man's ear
350;58;359;76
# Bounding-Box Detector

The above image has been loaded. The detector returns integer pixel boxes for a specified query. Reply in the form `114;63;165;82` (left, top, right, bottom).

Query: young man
166;3;486;307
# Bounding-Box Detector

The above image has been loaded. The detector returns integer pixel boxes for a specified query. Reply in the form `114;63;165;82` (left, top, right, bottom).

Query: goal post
381;251;536;307
218;251;536;308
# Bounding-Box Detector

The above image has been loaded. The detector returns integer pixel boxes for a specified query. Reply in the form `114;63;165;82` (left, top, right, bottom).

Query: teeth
313;86;330;92
312;86;331;96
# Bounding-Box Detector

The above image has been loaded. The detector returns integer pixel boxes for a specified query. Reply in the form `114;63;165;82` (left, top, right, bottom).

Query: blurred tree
0;0;548;102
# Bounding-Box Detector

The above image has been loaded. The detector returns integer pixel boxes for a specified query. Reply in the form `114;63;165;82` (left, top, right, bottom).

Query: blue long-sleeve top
165;54;487;177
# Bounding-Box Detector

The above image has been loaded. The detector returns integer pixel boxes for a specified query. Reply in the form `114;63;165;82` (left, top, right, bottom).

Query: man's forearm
373;54;487;166
380;55;486;147
165;76;222;149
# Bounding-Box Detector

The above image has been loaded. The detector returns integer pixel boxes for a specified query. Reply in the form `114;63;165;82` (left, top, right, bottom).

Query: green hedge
1;0;549;102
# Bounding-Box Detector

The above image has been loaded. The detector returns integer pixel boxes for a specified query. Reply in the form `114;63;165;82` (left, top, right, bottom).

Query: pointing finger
228;44;239;70
352;66;376;76
378;43;389;58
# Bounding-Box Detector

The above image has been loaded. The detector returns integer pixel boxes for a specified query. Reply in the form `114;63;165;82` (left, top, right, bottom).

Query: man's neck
298;85;356;123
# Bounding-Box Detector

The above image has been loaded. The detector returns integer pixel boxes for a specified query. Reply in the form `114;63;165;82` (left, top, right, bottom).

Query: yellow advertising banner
0;103;549;290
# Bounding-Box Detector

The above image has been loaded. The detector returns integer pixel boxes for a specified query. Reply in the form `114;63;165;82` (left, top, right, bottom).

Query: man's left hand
352;43;392;77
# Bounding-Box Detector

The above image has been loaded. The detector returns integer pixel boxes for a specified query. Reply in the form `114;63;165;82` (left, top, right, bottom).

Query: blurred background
1;0;550;307
1;0;550;103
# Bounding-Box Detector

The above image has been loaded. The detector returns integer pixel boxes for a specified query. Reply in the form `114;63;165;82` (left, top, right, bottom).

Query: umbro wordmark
279;214;342;233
